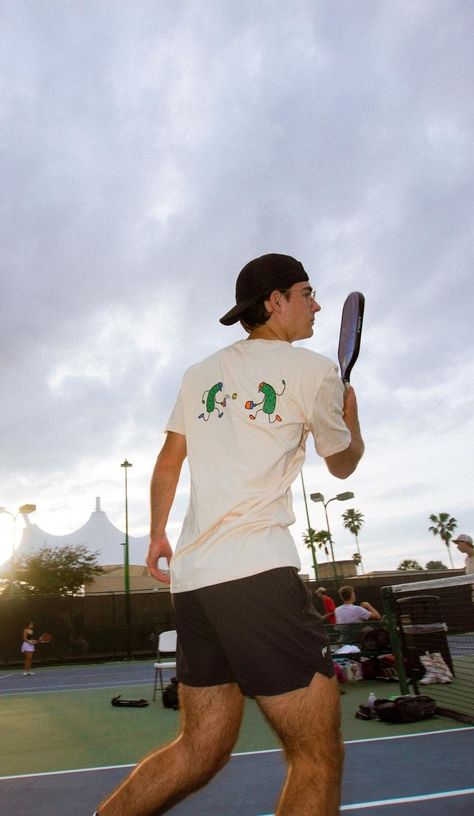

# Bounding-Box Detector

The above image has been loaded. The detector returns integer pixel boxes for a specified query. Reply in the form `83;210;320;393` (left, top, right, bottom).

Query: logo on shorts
321;646;328;657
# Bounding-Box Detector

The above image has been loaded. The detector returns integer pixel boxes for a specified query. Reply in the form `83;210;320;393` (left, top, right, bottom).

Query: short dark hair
338;585;354;602
240;288;290;331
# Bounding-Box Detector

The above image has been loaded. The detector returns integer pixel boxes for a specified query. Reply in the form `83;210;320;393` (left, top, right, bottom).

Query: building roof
13;497;149;568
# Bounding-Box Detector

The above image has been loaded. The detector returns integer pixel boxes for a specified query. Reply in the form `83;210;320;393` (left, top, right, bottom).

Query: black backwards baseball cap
219;253;309;326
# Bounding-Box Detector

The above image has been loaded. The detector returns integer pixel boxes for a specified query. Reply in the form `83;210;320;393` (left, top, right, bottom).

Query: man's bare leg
97;683;244;816
257;673;343;816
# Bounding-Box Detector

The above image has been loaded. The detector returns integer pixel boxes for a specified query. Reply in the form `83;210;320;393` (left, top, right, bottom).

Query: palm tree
311;529;339;582
428;513;457;568
302;528;332;571
302;527;319;580
313;529;332;558
342;508;365;573
352;552;362;573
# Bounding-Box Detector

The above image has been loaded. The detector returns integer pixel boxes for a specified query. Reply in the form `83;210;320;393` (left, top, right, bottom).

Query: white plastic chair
152;630;177;702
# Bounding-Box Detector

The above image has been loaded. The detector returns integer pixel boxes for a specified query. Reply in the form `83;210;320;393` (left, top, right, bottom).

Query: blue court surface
1;662;473;815
1;730;473;815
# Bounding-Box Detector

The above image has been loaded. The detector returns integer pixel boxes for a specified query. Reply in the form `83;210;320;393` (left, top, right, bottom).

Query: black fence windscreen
0;591;174;666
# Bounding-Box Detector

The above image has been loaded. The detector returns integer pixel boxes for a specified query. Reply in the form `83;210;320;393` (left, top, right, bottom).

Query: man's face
456;541;472;555
281;282;321;341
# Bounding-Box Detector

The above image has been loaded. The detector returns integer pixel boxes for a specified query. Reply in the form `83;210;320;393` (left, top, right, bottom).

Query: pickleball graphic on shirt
198;382;238;421
245;380;286;423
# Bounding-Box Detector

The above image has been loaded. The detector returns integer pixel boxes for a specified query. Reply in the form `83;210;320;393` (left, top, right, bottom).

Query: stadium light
0;504;36;562
120;459;132;660
310;492;354;582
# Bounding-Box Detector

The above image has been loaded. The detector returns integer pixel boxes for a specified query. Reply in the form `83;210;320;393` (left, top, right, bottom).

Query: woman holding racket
21;621;37;675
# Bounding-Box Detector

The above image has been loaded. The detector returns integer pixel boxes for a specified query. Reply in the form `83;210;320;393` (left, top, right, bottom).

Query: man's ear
265;290;282;314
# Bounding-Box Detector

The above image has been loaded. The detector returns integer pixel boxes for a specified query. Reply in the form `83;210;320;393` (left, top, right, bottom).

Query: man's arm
360;601;381;621
146;431;187;584
324;386;364;478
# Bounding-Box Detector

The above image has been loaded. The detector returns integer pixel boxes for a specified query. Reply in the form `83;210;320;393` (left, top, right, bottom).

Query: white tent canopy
14;497;149;567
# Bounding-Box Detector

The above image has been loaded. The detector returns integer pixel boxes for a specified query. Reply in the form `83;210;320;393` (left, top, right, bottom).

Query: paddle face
338;292;365;383
38;633;52;644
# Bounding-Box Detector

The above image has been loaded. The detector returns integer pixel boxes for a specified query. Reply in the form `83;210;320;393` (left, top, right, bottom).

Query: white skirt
21;641;35;653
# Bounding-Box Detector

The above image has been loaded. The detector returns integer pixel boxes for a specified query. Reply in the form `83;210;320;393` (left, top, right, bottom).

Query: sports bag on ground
162;677;180;709
374;694;436;723
111;695;149;708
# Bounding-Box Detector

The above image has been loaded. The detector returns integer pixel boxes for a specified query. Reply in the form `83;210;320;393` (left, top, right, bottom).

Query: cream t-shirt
465;552;474;575
166;339;351;593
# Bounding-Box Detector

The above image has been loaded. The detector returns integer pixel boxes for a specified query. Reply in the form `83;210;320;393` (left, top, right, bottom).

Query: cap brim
219;298;255;326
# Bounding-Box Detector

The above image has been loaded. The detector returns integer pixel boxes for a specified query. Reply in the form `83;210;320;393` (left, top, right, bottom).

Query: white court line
340;787;474;811
2;728;472;781
234;725;474;755
256;787;474;815
0;674;14;680
344;724;474;744
0;764;135;781
0;680;150;697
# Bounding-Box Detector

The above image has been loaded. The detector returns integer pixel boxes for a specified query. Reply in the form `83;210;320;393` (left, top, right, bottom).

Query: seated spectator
335;585;381;624
313;587;337;624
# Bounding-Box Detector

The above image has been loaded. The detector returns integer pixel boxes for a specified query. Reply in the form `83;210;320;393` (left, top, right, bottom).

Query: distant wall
84;565;168;594
316;560;357;579
1;568;465;667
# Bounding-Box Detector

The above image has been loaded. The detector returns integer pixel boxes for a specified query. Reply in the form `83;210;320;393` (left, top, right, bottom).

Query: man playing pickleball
97;253;364;816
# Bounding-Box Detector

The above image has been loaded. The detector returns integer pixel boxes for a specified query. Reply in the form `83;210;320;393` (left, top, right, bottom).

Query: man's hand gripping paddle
338;292;365;384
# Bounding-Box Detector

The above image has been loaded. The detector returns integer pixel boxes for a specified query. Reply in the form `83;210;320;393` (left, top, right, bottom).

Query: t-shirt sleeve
165;387;185;435
310;365;351;458
325;597;336;613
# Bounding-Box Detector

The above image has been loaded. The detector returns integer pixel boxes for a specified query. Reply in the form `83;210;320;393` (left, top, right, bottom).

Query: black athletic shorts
172;567;334;697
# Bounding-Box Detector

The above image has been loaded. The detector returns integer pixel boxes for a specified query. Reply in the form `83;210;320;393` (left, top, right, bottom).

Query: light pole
310;492;354;583
0;504;36;564
120;460;132;660
300;471;319;580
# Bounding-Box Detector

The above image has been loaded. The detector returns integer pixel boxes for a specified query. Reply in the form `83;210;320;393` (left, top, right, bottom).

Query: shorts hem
178;666;335;699
239;666;335;698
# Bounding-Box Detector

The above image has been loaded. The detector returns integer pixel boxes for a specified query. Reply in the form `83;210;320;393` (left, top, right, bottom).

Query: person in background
453;533;474;575
313;587;337;624
453;533;474;603
335;586;381;623
21;621;37;676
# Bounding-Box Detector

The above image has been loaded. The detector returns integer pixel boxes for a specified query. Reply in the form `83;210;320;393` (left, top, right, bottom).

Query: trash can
395;595;454;678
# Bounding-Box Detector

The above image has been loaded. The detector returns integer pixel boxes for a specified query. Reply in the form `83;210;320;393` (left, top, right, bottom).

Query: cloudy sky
1;0;473;576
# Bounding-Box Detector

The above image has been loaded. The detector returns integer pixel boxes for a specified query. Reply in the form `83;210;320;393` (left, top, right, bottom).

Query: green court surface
0;660;468;778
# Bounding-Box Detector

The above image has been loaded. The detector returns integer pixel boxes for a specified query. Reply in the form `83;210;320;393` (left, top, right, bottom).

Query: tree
313;530;332;557
3;545;104;596
398;559;423;571
342;508;365;573
426;560;448;571
428;513;457;568
302;527;318;579
302;528;334;578
352;552;362;572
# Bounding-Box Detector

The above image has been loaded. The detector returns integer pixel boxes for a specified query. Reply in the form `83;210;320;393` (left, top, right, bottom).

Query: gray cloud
1;0;473;570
